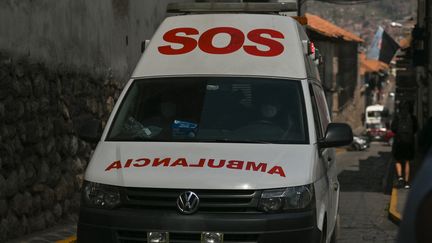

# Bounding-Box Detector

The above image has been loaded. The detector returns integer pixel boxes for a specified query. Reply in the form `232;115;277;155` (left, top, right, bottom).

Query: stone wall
0;52;122;241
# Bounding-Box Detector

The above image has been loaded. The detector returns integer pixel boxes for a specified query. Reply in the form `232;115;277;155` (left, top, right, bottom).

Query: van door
310;82;339;233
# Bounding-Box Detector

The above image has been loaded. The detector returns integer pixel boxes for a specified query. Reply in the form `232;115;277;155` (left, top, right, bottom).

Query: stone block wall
0;52;122;241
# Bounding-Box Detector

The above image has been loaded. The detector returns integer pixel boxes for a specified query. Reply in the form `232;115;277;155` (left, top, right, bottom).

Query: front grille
121;188;260;213
117;230;259;243
117;230;146;242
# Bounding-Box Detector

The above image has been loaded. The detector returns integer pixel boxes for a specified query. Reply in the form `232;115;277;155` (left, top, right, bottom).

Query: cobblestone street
336;142;398;243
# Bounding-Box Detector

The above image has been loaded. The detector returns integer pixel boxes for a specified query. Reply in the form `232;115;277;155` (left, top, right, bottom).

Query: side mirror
318;123;353;149
76;118;102;143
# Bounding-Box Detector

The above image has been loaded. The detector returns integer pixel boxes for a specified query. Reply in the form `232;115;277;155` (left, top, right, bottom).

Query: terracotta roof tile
359;53;388;75
305;13;364;43
399;36;411;49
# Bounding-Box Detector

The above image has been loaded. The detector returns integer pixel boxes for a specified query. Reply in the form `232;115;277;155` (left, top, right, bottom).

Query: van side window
309;84;323;139
311;84;331;138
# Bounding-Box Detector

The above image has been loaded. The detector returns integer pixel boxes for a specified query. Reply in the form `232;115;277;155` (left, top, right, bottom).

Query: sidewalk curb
56;236;77;243
383;157;395;195
389;187;402;225
336;148;347;154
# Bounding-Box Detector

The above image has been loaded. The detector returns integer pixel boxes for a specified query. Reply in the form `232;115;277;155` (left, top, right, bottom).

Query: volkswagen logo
177;191;199;214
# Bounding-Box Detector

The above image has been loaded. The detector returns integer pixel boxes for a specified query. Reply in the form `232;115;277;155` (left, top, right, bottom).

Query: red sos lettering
158;27;284;57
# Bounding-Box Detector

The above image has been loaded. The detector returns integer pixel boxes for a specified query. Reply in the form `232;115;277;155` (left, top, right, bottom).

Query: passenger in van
159;101;177;121
259;100;282;124
252;97;287;135
139;96;178;139
258;97;297;134
250;95;283;126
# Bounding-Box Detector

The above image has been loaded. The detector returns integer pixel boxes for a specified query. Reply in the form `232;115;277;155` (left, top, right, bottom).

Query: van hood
85;142;316;190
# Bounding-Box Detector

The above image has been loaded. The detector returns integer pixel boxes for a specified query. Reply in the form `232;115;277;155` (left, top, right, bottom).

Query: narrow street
336;142;398;243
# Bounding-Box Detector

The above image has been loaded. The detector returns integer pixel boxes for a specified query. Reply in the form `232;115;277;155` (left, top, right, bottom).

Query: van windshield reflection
107;77;308;144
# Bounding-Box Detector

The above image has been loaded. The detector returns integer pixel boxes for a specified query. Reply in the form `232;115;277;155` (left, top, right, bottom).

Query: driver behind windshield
260;101;280;121
257;95;299;141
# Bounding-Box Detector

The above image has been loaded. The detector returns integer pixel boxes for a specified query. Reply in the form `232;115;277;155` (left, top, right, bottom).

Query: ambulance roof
132;14;308;79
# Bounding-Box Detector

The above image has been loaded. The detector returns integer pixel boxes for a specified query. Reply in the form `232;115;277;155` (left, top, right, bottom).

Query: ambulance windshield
107;77;308;144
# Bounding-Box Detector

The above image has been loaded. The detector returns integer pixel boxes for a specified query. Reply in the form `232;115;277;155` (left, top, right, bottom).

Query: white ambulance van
365;104;385;124
77;3;353;243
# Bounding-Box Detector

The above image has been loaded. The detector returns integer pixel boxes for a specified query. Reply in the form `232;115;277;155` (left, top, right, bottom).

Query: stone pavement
336;142;399;243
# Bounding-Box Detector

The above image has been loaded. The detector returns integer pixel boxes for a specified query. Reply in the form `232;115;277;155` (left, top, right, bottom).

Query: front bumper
77;207;321;243
367;132;386;141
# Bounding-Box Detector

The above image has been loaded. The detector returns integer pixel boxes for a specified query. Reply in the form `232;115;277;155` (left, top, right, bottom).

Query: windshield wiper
107;137;274;143
198;138;272;144
107;136;169;142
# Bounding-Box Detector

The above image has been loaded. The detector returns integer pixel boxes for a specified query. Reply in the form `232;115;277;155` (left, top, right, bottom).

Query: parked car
349;135;370;151
385;129;395;146
366;122;387;141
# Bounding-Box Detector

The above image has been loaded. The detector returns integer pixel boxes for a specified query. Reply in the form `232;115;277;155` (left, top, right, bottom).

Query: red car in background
385;129;395;146
366;123;387;141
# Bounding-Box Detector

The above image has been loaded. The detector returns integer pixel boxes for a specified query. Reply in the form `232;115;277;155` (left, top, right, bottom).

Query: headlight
82;181;121;209
258;185;313;212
